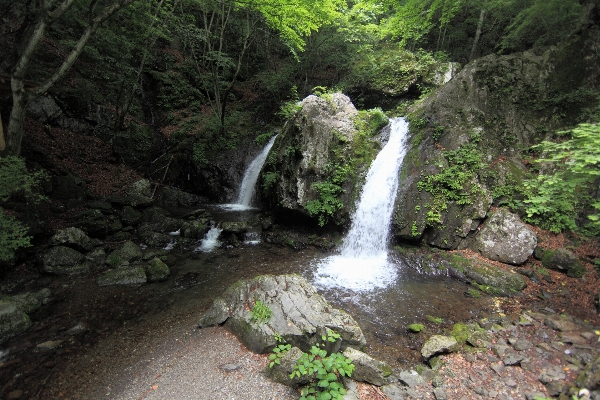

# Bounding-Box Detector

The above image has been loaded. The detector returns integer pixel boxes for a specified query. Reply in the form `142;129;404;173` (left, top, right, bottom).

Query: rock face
198;274;366;354
393;27;600;253
260;93;386;225
469;208;537;265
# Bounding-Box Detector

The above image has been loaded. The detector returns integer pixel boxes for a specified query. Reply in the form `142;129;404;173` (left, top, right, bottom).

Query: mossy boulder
0;300;32;343
146;257;170;282
198;274;366;354
441;253;526;296
542;248;585;278
106;241;143;267
42;245;91;275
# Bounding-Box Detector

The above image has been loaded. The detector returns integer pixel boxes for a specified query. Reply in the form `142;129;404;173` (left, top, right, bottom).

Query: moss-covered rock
146;257;170;282
0;300;31;343
542;248;585;278
96;267;147;286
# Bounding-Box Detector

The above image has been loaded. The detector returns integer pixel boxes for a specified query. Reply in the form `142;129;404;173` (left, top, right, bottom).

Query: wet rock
542;248;585;278
421;335;458;359
10;288;51;314
96;267;147;286
470;208;537;265
146;257;170;282
106;241;143;267
221;221;249;234
42;245;90;275
343;347;395;386
49;227;96;252
198;274;366;354
0;301;31;343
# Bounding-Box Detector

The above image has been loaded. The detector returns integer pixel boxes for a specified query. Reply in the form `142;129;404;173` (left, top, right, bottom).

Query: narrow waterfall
195;223;223;252
314;117;410;291
234;135;277;208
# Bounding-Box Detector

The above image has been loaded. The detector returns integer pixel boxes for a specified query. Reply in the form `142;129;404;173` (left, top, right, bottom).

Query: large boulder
42;246;91;275
0;300;31;343
198;274;366;354
146;257;170;282
541;248;585;278
49;227;96;252
468;208;537;265
259;93;386;225
106;241;143;267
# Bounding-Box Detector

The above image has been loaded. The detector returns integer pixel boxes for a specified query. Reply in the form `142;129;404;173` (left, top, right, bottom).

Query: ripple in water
314;118;409;291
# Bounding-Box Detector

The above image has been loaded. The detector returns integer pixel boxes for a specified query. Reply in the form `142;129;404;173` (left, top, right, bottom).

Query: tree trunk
0;113;5;151
469;7;486;61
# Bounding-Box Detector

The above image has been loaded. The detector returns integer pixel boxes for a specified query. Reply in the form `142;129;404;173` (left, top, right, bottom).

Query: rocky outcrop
198;274;366;354
393;25;600;253
260;93;387;226
468;208;537;265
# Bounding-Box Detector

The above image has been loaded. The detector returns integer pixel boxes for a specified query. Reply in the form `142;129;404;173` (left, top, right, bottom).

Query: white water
314;118;410;291
195;224;223;252
220;135;277;211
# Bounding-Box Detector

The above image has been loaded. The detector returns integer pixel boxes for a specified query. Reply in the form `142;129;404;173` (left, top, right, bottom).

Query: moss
408;323;425;333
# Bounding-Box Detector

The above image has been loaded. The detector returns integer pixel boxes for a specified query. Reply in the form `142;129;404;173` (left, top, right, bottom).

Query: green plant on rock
290;329;354;400
269;333;292;368
250;300;272;324
427;315;443;324
305;182;344;227
417;135;486;226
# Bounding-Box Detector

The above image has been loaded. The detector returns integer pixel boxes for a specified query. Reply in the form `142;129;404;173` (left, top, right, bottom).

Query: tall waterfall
222;135;277;210
314;118;410;291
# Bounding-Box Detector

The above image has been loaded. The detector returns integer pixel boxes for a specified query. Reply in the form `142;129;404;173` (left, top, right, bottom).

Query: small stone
7;390;23;399
474;386;486;396
503;351;525;366
421;335;458;359
432;375;445;388
526;393;547;400
489;390;498;397
464;353;476;363
493;344;512;358
581;331;595;340
433;387;447;400
560;333;587;345
490;362;505;376
381;384;408;400
545;380;565;396
399;370;425;388
513;338;533;351
539;365;566;383
218;363;241;372
36;340;63;350
545;315;579;332
505;377;517;387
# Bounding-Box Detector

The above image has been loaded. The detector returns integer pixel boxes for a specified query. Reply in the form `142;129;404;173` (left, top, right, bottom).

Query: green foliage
427;315;443;324
262;172;280;190
417;135;485;225
355;108;389;137
250;300;272;324
407;323;425;332
0;156;45;262
289;329;354;400
524;123;600;234
269;333;292;368
255;133;274;147
305;182;345;227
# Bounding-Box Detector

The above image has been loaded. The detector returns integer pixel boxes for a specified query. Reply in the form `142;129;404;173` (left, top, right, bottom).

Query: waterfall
314;117;410;291
195;223;223;252
221;135;277;211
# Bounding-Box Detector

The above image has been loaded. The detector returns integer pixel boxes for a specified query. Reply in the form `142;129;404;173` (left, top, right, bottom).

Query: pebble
490;362;506;376
218;363;241;372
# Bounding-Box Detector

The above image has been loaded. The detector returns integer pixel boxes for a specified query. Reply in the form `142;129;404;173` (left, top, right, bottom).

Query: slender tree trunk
0;113;5;151
469;6;486;62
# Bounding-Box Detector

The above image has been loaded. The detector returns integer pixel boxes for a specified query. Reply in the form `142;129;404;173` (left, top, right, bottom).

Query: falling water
220;135;277;211
195;223;223;252
314;118;410;291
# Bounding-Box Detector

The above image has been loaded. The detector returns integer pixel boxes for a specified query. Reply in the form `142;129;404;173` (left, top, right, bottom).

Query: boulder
42;246;91;275
48;227;96;252
343;347;395;386
70;209;108;237
96;267;147;286
542;248;585;278
106;241;143;267
10;288;52;314
421;335;458;359
146;257;170;282
198;274;366;354
121;206;142;226
126;179;153;198
221;221;249;234
470;208;537;265
0;300;31;343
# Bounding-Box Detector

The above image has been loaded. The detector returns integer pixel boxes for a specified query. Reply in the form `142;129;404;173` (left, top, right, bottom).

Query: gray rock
198;274;366;354
513;338;533;351
421;335;458;359
381;384;411;400
36;340;63;350
10;288;51;314
49;227;95;252
575;355;600;390
137;228;174;248
544;315;579;332
433;387;448;400
96;267;147;286
471;208;537;265
503;351;525;366
561;333;587;345
126;179;153;198
0;301;31;343
398;370;425;388
539;365;566;383
106;241;143;267
343;347;395;386
70;209;108;237
146;257;170;282
342;378;360;400
490;362;505;375
265;346;310;388
42;245;90;275
154;186;203;208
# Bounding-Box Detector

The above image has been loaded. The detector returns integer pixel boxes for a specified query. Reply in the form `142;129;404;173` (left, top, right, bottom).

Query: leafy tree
1;0;139;156
524;123;600;234
0;156;45;262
